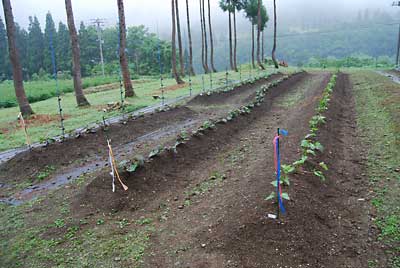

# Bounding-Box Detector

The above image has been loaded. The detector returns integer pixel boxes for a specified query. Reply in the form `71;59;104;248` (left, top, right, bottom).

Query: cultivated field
0;69;398;267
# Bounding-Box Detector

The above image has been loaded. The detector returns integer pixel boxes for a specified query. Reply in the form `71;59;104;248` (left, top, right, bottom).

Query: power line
91;18;106;77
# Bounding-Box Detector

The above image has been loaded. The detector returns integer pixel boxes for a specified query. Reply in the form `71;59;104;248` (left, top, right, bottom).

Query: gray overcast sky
0;0;395;32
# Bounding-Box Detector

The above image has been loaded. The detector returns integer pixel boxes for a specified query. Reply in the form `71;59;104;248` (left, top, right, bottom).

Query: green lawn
0;65;284;152
0;75;121;108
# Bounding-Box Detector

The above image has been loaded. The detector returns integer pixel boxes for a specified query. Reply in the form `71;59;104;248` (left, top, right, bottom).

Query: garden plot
1;71;390;268
0;73;285;204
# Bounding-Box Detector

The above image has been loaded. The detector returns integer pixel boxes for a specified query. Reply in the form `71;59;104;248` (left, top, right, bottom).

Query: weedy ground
351;70;400;267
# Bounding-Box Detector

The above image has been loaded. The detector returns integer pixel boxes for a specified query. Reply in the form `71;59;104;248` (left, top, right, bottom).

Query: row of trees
170;0;278;84
3;0;279;116
2;0;158;115
0;15;171;81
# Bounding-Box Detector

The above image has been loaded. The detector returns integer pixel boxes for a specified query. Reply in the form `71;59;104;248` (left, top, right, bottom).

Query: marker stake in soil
107;139;128;192
225;68;229;86
273;128;288;219
209;72;213;90
49;29;65;138
18;113;31;148
117;23;126;115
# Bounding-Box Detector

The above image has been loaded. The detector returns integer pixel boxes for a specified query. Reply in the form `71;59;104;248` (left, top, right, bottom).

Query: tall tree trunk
2;0;34;116
171;0;184;84
117;0;135;97
256;0;265;69
251;24;255;68
185;0;195;75
175;0;185;77
233;9;238;72
207;0;217;72
228;8;234;70
65;0;90;106
261;31;264;62
272;0;279;69
199;0;206;73
201;0;209;73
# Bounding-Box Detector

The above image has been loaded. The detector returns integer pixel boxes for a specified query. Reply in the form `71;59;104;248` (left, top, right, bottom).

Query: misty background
0;0;399;75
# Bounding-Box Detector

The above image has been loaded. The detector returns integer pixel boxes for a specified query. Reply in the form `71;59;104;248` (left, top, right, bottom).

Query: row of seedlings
119;74;293;174
280;73;338;190
200;72;280;96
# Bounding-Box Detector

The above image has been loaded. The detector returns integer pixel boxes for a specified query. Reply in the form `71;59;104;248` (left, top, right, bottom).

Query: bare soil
1;71;388;267
75;72;381;267
0;74;285;201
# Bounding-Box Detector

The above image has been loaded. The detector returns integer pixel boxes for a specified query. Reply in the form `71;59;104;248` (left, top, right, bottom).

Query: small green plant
309;115;326;130
301;139;324;152
54;218;66;228
149;146;163;158
127;162;139;172
313;170;326;181
36;165;55;181
293;155;308;167
96;219;105;225
265;192;290;201
200;120;215;130
136;218;153;226
177;130;189;142
65;226;79;239
118;218;130;229
319;162;328;171
282;164;295;174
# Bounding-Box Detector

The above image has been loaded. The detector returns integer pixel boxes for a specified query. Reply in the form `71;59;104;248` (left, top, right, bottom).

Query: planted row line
266;73;338;202
118;74;292;175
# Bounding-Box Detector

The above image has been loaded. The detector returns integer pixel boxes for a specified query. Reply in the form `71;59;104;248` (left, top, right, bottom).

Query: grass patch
0;198;153;268
185;171;226;200
0;76;120;108
351;70;400;267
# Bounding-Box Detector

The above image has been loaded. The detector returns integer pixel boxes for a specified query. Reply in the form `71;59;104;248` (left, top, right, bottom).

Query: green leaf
306;149;316;156
314;142;324;152
313;170;326;181
301;139;311;148
305;133;316;139
270;180;283;187
265;192;275;201
319;162;328;171
126;163;138;173
293;155;308;166
281;175;290;186
281;193;290;200
282;164;295;174
149;146;162;158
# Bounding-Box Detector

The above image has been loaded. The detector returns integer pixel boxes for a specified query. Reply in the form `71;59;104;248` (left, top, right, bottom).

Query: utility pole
91;18;106;76
393;2;400;68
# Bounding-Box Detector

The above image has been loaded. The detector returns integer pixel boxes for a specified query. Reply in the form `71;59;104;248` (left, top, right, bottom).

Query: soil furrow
138;72;330;268
0;74;284;203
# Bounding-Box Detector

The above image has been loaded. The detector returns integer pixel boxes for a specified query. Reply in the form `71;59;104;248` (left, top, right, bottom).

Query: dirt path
0;74;284;204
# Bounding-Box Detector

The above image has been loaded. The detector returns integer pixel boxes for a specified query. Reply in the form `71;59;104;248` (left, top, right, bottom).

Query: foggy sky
0;0;396;33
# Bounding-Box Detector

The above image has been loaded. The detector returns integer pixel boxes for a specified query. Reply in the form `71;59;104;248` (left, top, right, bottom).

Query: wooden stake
107;139;128;191
18;112;31;147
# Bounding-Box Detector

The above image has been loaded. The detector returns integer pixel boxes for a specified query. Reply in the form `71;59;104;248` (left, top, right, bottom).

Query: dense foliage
0;13;172;81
